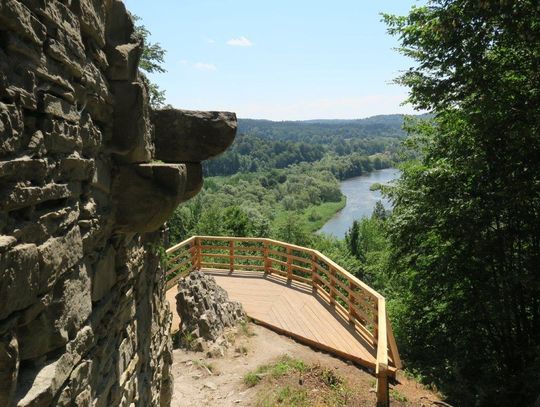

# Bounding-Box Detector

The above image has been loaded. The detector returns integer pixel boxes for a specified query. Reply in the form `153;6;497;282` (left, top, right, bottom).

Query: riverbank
319;168;401;239
273;196;347;234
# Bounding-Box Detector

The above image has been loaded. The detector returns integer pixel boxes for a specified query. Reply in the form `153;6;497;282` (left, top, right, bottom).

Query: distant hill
237;114;422;141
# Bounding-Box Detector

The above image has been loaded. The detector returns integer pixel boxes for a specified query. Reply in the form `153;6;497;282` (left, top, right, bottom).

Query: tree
383;2;540;405
371;201;387;221
133;15;168;108
345;220;361;260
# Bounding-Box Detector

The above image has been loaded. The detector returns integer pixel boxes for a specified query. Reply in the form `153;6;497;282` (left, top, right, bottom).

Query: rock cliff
0;1;236;406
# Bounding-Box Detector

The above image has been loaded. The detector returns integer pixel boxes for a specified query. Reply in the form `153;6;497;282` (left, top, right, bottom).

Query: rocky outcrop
176;272;246;346
0;1;236;406
152;109;237;162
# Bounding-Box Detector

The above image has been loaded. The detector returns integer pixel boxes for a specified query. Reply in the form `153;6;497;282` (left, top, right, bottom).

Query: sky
123;0;423;120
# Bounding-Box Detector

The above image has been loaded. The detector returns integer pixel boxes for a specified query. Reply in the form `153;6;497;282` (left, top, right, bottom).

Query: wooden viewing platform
165;236;402;406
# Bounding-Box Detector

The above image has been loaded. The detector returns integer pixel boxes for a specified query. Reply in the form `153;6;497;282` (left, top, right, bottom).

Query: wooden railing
165;235;402;406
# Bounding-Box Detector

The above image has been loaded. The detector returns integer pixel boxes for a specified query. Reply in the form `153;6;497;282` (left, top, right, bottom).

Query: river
318;168;401;239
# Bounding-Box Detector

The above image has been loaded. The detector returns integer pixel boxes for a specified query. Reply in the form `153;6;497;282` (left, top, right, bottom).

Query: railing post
190;239;197;273
263;241;270;274
286;247;292;281
229;240;234;272
376;297;389;407
196;237;202;270
376;368;389;407
310;253;317;290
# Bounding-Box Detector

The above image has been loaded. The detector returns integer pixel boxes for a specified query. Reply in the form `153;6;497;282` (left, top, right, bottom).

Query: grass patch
300;197;347;233
273;196;347;234
247;357;359;406
244;371;262;387
180;331;196;350
239;320;255;337
256;385;309;407
390;389;408;402
244;355;306;387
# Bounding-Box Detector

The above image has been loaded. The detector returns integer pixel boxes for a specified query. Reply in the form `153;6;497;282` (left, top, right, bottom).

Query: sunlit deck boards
167;268;381;371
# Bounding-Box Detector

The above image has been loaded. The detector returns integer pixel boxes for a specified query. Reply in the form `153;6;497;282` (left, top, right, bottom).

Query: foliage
382;2;540;405
244;355;306;388
133;15;168;109
238;115;408;141
204;132;396;178
249;357;354;407
168;165;343;244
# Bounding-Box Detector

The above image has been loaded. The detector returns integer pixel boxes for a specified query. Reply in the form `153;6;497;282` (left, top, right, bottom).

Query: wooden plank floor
167;269;379;371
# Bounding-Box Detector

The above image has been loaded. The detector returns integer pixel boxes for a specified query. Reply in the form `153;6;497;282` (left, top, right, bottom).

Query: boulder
176;271;246;343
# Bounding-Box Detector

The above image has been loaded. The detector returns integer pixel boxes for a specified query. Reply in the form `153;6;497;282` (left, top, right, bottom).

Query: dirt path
170;323;441;407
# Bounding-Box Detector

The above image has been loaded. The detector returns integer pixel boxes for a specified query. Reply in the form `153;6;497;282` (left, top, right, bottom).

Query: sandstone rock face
152;109;237;162
176;271;246;344
0;1;236;406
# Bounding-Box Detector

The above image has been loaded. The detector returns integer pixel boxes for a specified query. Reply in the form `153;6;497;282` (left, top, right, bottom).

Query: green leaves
133;15;168;108
383;1;540;405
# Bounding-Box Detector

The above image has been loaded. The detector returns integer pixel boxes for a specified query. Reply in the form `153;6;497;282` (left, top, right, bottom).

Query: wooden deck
165;236;401;406
167;269;384;372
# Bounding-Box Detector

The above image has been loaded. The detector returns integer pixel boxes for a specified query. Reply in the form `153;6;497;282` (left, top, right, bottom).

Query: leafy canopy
383;2;540;405
132;15;168;108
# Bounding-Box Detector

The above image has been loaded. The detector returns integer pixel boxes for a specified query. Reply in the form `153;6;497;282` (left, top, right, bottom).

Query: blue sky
124;0;423;120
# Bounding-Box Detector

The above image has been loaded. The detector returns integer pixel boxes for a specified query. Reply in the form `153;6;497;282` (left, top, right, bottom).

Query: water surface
318;168;401;239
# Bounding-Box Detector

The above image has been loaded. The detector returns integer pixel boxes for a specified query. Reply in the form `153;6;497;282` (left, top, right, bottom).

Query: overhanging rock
152;109;237;162
111;109;236;233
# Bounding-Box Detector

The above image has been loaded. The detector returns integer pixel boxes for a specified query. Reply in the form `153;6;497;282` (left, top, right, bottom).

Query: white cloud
193;62;217;71
226;36;253;47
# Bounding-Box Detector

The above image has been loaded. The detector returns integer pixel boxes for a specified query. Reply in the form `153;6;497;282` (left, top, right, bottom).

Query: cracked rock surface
176;272;246;347
0;1;236;406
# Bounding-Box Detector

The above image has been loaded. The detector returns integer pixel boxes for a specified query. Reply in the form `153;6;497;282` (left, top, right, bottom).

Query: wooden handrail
165;235;400;406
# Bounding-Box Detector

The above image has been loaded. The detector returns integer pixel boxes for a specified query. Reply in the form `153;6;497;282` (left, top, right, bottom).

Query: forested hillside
238;115;408;141
204;115;405;176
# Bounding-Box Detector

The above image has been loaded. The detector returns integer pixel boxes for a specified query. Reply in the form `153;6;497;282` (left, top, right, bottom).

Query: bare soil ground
170;323;443;407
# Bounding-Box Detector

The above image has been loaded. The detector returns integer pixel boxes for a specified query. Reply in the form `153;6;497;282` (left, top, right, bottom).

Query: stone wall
0;1;236;406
